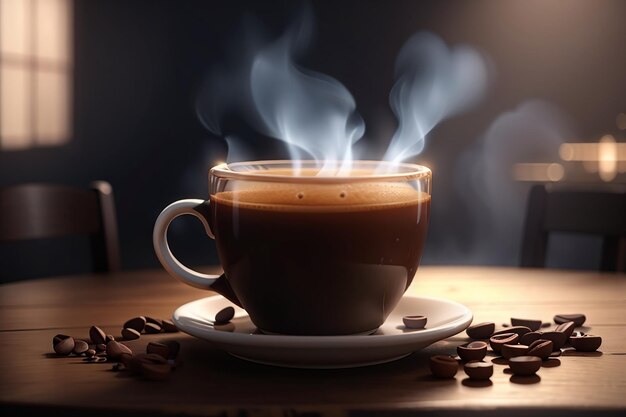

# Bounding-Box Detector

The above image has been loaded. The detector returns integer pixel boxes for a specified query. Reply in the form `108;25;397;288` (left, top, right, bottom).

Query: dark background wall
1;0;625;281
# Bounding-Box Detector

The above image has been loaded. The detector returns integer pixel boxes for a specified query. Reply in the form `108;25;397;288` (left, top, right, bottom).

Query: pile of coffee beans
429;312;602;384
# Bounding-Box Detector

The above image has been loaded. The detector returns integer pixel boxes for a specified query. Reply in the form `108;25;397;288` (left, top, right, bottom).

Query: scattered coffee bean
501;343;529;359
106;341;132;360
123;316;146;333
141;362;172;381
555;321;576;339
457;341;488;362
463;361;493;380
53;336;75;355
429;355;458;379
520;331;542;346
541;331;567;351
511;318;542;331
554;313;586;327
122;328;141;340
492;326;531;338
489;333;520;353
215;306;235;324
403;315;427;329
96;343;107;352
161;319;179;333
466;322;495;339
527;339;553;360
570;335;602;352
89;326;106;345
147;342;170;360
145;317;163;327
509;356;542;376
144;322;162;334
85;349;96;358
73;340;89;355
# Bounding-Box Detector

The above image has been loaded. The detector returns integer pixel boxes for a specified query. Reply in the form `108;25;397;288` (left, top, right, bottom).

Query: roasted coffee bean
85;349;96;358
53;336;75;355
457;341;487;362
53;334;71;346
146;342;170;359
141;362;171;381
527;339;553;360
123;316;146;333
492;326;531;338
570;335;602;352
161;319;179;333
554;313;586;327
162;340;181;359
89;326;106;345
73;340;89;355
509;356;542;376
511;318;542;331
541;331;567;351
215;306;235;324
520;331;542;346
145;317;163;327
144;322;162;334
106;341;132;360
96;343;107;352
489;333;519;353
501;343;528;359
121;328;141;340
555;321;576;339
466;322;495;339
429;355;458;379
463;361;493;380
403;315;427;329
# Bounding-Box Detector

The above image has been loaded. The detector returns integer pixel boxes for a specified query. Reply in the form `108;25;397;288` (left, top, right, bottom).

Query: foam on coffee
212;182;429;212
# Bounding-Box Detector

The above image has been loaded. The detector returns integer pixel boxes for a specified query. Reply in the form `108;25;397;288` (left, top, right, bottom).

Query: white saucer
173;295;472;369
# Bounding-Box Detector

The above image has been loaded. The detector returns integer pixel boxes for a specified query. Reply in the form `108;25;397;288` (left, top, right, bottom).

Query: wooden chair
521;185;626;272
0;182;121;274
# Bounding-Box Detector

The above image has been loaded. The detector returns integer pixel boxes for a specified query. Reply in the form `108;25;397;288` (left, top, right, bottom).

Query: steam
197;11;489;174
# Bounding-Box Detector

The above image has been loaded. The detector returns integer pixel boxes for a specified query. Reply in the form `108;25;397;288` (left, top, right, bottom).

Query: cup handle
153;199;221;290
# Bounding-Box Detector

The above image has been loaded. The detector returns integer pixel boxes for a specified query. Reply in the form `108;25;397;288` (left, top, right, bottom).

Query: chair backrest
0;181;121;273
521;185;626;272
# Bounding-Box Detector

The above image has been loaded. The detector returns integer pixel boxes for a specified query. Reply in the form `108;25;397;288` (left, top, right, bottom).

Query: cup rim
209;160;431;184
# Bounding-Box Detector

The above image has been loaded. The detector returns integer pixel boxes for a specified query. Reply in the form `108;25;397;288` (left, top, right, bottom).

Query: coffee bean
509;356;542;376
492;326;531;338
570;335;602;352
541;331;567;351
163;340;181;359
457;341;487;362
106;341;132;360
73;340;89;355
123;316;146;333
215;306;235;324
403;315;427;329
53;334;71;346
141;362;171;381
96;343;107;352
429;355;458;379
146;342;170;359
489;333;519;353
466;322;495;339
463;361;493;380
89;326;106;345
145;317;163;327
53;336;75;355
122;328;141;340
501;343;528;359
161;319;179;333
554;313;586;327
520;331;542;346
85;349;96;358
511;318;542;331
555;321;576;339
144;322;162;334
527;339;553;360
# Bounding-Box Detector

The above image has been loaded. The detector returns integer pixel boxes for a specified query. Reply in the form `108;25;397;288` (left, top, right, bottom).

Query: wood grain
0;266;625;416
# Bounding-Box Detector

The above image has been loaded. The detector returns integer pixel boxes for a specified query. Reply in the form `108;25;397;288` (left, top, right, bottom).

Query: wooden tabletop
1;266;625;416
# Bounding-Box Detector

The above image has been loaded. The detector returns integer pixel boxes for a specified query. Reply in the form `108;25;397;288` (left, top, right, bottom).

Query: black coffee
209;181;430;335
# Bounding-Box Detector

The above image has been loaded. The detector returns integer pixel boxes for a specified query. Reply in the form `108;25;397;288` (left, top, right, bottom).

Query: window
0;0;72;150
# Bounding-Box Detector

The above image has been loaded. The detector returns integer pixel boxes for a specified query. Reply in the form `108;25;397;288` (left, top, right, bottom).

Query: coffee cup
153;160;431;335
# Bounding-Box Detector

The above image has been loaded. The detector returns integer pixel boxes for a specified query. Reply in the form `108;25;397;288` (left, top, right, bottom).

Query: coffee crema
209;182;431;335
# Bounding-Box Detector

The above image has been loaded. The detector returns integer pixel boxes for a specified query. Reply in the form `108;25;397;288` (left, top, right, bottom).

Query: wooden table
1;266;625;416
